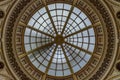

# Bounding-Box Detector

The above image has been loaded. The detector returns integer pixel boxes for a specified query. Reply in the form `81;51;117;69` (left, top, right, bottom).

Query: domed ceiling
1;0;118;80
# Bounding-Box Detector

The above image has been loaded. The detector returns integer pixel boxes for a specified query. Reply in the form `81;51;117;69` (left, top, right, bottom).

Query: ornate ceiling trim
2;0;117;80
108;0;120;7
2;0;31;80
89;0;116;80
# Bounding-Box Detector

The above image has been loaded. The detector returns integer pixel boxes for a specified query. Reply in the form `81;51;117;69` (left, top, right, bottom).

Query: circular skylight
24;3;95;77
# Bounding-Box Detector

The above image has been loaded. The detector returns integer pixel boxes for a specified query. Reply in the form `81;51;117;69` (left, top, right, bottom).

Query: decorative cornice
89;0;115;80
3;0;31;79
108;0;120;7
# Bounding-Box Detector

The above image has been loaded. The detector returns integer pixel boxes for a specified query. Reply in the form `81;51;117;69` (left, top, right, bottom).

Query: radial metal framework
22;1;95;79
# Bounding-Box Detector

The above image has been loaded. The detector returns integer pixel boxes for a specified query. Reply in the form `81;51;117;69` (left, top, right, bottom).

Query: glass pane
64;4;71;10
82;43;88;50
89;28;95;36
57;64;62;70
90;37;95;43
39;7;46;14
57;10;62;15
73;7;81;15
34;22;40;29
48;69;55;76
38;17;44;24
50;11;56;16
79;12;87;20
88;44;95;52
63;10;69;16
79;51;85;57
43;60;48;66
28;18;35;26
79;22;85;29
84;37;89;43
31;44;36;49
31;37;35;42
84;54;91;61
24;36;29;43
39;65;46;72
75;56;81;62
43;13;49;20
42;22;47;27
38;56;44;63
56;3;63;9
75;17;82;24
50;63;56;69
83;31;88;36
63;63;69;69
34;51;40;57
33;12;40;20
73;65;80;72
28;54;34;61
33;60;39;67
71;13;77;20
25;28;31;35
25;45;31;52
56;71;63;76
84;18;91;26
79;60;86;68
64;69;71;76
31;31;37;36
48;4;55;10
70;60;76;66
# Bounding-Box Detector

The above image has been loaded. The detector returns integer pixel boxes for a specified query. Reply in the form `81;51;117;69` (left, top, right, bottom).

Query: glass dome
24;3;95;77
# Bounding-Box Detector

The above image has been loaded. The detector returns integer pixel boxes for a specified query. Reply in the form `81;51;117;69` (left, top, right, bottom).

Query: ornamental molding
107;0;120;7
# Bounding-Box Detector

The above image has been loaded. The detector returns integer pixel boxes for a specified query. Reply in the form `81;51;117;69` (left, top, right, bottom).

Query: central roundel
24;3;95;77
54;35;64;45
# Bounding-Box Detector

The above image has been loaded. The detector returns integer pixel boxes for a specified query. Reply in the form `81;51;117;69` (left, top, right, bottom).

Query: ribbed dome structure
24;3;95;77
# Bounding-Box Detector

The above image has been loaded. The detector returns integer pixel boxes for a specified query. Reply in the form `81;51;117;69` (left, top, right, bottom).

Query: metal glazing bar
65;42;92;55
61;45;78;80
18;42;54;58
19;21;54;38
61;0;78;35
42;45;58;80
42;0;58;35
